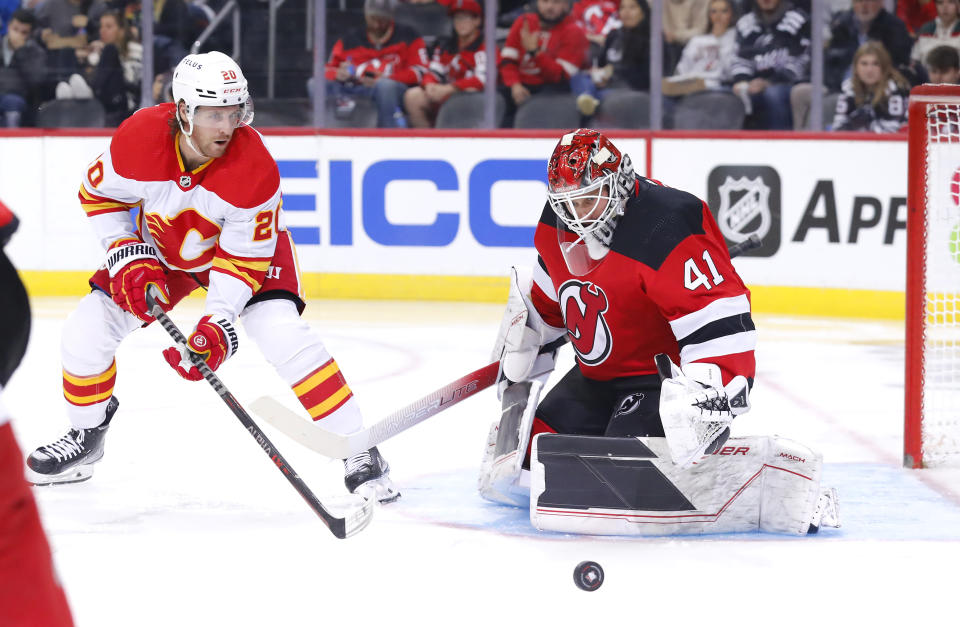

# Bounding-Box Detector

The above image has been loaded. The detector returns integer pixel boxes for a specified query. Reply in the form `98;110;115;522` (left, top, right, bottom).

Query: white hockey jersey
78;103;283;321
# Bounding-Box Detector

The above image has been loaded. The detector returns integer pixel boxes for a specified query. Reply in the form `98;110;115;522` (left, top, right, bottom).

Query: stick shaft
147;295;370;538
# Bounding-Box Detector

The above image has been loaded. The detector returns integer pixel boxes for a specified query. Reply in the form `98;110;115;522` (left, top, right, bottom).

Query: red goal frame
905;84;960;468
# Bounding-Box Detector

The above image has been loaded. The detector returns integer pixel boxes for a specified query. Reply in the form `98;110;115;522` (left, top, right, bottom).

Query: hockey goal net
906;84;960;468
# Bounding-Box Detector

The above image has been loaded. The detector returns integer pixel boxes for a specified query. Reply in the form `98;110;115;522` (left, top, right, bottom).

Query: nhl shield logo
707;165;781;257
180;175;192;188
716;175;771;243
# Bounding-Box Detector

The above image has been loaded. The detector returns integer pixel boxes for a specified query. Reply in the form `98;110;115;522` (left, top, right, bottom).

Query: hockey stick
248;236;762;460
251;361;501;459
145;291;373;539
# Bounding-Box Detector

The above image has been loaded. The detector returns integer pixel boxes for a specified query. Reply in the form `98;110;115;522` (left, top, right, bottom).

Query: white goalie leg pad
241;299;363;434
758;437;826;535
478;376;544;507
530;435;829;536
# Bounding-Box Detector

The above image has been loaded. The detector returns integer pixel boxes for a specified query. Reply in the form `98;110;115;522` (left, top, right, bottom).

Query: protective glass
190;98;255;130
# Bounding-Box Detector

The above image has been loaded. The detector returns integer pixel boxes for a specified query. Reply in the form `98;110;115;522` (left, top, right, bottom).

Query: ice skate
343;446;400;504
808;487;840;534
26;396;119;486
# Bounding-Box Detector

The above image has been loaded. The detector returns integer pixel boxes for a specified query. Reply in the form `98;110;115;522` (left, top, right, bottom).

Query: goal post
905;84;960;468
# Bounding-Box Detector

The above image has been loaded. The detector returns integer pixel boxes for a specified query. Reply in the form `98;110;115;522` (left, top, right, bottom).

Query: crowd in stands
4;0;960;130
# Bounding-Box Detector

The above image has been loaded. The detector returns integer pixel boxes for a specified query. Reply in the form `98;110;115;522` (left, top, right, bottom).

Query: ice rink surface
7;297;960;626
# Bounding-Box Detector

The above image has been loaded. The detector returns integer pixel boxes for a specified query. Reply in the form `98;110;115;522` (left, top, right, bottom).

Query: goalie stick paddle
145;291;372;539
252;361;501;459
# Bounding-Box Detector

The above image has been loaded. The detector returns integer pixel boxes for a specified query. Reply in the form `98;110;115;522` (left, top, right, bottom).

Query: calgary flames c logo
558;280;612;366
144;209;221;269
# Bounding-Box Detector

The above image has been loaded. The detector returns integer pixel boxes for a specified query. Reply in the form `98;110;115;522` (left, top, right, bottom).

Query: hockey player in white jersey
25;51;399;504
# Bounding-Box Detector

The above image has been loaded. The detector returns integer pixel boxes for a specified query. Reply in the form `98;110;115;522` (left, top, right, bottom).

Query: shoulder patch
610;182;706;270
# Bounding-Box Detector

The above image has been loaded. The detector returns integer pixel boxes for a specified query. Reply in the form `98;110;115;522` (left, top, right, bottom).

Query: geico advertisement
653;138;907;291
1;134;649;276
263;135;649;275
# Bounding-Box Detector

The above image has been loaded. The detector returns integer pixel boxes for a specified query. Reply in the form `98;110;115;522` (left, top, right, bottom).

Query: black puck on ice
573;561;604;591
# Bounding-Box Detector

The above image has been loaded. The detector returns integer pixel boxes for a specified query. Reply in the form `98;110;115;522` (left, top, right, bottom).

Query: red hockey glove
162;315;238;381
106;241;170;322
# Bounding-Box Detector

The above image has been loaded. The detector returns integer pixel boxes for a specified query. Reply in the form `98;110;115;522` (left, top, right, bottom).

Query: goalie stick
146;291;373;539
250;235;761;460
251;361;501;459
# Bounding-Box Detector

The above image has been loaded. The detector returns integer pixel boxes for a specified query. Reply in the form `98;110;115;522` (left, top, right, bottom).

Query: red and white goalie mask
547;129;635;275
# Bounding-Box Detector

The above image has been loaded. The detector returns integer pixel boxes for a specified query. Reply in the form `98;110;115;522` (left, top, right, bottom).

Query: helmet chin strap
177;111;213;162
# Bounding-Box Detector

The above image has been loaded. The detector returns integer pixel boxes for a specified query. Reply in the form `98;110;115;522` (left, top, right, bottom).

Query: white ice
7;298;960;626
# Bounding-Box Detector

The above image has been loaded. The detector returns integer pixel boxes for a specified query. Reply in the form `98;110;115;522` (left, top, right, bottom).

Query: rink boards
0;129;912;318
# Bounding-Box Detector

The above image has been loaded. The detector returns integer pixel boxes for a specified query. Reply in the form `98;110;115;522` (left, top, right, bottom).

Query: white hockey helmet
171;51;253;133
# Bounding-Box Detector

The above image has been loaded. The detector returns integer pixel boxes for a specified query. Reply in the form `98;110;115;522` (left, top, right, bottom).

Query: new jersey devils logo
558;280;612;366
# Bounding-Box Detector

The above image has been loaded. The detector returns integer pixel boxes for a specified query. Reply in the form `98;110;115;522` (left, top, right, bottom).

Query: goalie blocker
529;434;840;536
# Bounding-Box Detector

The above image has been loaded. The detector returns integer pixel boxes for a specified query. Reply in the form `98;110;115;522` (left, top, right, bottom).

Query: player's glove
162;315;238;381
106;241;170;322
655;354;750;468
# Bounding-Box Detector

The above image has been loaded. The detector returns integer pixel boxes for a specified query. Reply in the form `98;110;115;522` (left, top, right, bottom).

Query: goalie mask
172;51;254;138
547;129;635;275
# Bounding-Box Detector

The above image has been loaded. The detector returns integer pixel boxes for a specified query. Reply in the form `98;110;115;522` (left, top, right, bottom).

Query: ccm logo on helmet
223;88;244;94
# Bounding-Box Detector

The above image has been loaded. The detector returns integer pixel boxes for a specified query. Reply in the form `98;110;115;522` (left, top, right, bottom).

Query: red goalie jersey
78;103;284;321
530;178;756;385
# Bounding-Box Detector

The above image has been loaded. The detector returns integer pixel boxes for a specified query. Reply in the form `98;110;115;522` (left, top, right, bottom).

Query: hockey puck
573;561;604;591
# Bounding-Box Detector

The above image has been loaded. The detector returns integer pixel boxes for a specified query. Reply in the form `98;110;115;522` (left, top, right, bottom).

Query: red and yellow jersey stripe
293;359;354;421
211;245;272;293
63;361;116;407
79;185;141;218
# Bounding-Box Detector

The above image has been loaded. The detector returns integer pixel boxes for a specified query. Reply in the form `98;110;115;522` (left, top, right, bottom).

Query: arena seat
513;93;579;129
673;90;745;130
35;99;105;128
435;92;505;128
592;89;650;129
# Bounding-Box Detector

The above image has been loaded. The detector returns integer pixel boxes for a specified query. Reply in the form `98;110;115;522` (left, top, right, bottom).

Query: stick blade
250;397;364;459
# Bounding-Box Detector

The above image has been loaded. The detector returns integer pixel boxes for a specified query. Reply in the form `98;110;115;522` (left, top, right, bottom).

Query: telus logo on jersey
558;280;612;366
707;165;781;257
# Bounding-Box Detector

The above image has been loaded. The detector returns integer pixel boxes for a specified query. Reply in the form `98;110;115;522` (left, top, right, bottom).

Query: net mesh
921;104;960;466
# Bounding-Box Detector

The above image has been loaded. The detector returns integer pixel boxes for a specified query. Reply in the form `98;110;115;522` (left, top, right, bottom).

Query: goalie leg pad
478;378;543;507
530;435;830;536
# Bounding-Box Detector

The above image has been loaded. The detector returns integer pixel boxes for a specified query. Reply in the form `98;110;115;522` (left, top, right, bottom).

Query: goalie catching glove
656;353;750;468
106;240;170;322
491;266;567;399
162;315;239;381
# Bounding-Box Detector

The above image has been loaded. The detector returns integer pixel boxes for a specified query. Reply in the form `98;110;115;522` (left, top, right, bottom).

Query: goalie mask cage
906;84;960;468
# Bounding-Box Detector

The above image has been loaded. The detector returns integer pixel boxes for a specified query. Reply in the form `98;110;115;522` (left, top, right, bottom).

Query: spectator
499;0;588;126
731;0;810;130
1;0;20;36
0;9;47;127
664;0;737;95
36;0;108;84
320;0;428;127
663;0;710;72
926;44;960;83
55;9;141;125
572;0;621;61
898;0;939;36
832;41;909;133
825;0;913;92
403;0;490;128
911;0;960;65
574;0;649;118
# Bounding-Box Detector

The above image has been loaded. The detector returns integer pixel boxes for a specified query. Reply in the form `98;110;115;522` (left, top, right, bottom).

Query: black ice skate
26;396;119;486
343;446;400;504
